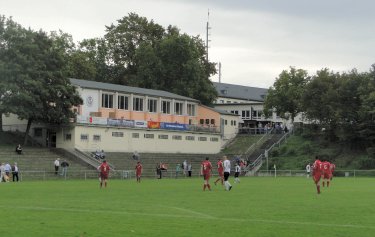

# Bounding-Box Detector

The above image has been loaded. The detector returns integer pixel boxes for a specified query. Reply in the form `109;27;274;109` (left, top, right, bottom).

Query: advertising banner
147;121;160;129
122;119;135;127
134;120;148;128
160;122;188;131
89;117;108;125
107;119;122;126
76;115;89;124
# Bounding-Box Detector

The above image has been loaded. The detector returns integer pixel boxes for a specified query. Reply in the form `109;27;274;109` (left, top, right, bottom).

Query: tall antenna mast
206;9;211;60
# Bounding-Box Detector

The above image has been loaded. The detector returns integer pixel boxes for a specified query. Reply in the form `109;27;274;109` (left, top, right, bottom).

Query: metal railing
256;169;375;177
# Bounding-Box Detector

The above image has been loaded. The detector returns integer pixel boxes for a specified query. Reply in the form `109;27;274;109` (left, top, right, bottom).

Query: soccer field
1;177;374;237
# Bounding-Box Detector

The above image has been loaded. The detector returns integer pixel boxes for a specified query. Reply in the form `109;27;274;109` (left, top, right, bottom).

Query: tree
263;67;309;122
0;16;82;144
104;12;165;85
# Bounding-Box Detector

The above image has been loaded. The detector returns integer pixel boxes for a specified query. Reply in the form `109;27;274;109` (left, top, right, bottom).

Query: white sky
2;0;375;88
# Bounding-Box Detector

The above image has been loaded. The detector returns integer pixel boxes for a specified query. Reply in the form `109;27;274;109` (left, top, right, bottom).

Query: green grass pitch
0;177;374;237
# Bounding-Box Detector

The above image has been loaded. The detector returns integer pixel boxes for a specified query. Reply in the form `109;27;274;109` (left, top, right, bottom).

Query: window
210;119;215;125
102;93;114;108
162;101;171;114
118;95;129;110
230;110;239;115
175;102;183;115
187;104;196;116
210;137;219;142
132;133;140;138
198;137;207;141
225;120;228;125
112;132;124;137
242;110;250;119
234;121;237;126
205;119;210;125
133;97;144;111
185;136;195;141
158;134;168;139
220;100;224;103
81;134;88;140
200;119;204;125
231;120;234;126
172;135;182;140
93;135;101;141
64;134;71;141
144;134;154;139
148;99;157;113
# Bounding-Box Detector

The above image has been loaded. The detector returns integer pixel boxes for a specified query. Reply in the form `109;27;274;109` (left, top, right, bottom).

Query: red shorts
313;173;321;184
203;173;211;180
100;173;108;180
323;172;331;180
136;172;142;177
218;171;224;177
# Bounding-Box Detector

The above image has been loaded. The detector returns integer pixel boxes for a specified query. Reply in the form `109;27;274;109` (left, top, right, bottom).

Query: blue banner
160;122;188;131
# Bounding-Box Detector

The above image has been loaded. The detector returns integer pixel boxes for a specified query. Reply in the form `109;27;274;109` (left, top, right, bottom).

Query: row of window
224;120;237;126
76;133;219;142
102;93;196;116
230;110;263;119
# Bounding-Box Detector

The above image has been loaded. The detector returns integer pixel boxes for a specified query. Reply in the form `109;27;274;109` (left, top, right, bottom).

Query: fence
256;169;375;177
4;169;375;182
2;169;213;181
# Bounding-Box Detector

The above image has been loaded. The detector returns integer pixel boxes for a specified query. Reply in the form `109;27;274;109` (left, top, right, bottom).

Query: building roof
213;82;268;102
70;78;199;103
200;104;239;116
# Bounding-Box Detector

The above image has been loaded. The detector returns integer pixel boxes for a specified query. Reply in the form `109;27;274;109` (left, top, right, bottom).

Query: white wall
57;125;222;154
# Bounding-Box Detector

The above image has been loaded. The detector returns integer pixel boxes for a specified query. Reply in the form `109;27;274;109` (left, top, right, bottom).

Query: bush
270;148;280;157
366;147;375;159
359;156;375;169
300;142;313;154
286;148;296;156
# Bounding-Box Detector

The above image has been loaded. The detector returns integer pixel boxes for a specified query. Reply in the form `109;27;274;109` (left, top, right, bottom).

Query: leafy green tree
0;16;82;144
263;67;309;122
104;12;165;84
302;68;340;125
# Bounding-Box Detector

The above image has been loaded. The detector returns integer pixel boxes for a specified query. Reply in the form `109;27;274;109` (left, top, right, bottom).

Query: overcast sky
2;0;375;88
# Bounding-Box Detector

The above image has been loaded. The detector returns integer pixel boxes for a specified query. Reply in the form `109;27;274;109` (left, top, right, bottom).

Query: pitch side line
6;205;375;230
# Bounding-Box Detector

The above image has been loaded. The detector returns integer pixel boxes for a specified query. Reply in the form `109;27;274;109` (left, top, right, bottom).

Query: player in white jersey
223;156;232;191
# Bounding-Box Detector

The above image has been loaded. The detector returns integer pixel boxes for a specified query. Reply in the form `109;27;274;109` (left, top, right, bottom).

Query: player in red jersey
135;161;143;183
98;160;110;188
312;156;323;194
329;163;336;180
322;160;332;187
201;157;212;191
214;158;224;186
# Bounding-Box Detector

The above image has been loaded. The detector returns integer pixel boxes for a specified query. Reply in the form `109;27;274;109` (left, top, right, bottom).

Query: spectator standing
15;144;22;155
187;163;192;177
12;163;19;182
54;158;60;175
175;164;181;178
4;163;11;182
60;160;69;177
0;163;5;182
156;163;162;179
183;160;187;176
